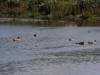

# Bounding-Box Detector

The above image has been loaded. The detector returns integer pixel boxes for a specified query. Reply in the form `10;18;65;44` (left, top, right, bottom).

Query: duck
13;37;20;41
88;30;90;33
88;40;97;44
69;38;73;41
34;34;38;37
75;41;84;45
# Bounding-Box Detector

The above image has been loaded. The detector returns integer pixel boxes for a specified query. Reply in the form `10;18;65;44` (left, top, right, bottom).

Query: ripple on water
1;25;100;75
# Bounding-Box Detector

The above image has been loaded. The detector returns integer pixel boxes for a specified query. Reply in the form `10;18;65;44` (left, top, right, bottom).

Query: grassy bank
0;0;100;22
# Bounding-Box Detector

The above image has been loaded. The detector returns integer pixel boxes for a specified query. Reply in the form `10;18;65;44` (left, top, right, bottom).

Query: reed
0;0;100;20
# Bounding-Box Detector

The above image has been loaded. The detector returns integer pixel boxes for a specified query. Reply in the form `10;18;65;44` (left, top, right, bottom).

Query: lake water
0;20;100;75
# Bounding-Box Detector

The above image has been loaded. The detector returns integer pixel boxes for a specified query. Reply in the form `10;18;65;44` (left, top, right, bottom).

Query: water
0;21;100;75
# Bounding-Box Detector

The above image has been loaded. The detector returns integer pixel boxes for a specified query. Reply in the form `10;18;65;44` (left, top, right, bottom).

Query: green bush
88;15;99;23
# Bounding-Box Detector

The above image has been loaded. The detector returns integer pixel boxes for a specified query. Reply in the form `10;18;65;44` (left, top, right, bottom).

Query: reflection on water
0;18;100;27
0;21;100;75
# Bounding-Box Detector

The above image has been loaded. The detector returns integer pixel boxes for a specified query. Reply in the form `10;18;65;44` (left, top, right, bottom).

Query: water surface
0;21;100;75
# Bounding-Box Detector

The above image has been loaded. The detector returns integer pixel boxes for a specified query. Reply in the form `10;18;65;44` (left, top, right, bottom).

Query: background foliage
0;0;100;19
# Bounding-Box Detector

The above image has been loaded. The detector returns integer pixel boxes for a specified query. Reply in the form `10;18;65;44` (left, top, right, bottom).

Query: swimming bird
75;41;84;45
69;38;73;41
34;34;38;37
88;30;90;33
13;37;20;41
88;40;97;44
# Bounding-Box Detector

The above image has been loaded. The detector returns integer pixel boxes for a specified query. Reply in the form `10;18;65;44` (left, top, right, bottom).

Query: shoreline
0;18;13;22
0;18;53;22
